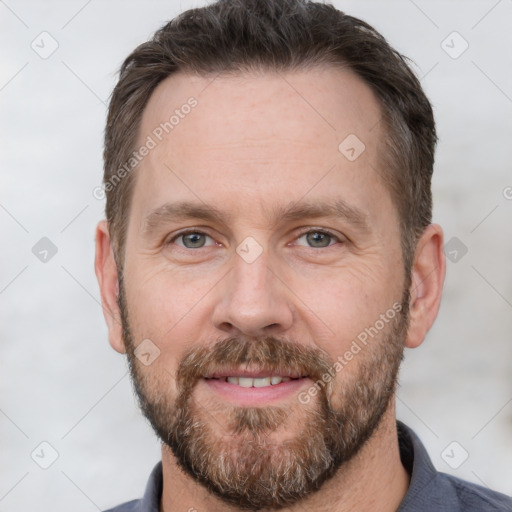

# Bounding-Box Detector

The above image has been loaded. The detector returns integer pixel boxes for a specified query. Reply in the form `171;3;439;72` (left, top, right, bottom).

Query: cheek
291;259;403;363
125;261;213;333
122;265;216;381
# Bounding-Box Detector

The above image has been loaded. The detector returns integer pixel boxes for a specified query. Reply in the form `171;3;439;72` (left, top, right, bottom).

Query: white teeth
238;377;253;388
224;376;294;387
253;377;271;388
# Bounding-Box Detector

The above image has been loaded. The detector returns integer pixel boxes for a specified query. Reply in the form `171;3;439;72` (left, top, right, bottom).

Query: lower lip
202;378;310;406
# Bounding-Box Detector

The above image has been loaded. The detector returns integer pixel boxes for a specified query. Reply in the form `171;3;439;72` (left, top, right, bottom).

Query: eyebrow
142;198;371;237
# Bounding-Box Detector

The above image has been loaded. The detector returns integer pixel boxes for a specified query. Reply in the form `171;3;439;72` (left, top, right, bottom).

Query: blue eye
167;229;340;251
296;230;339;248
173;231;214;249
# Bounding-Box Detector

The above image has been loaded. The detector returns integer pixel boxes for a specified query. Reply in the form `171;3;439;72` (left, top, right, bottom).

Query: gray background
1;0;511;510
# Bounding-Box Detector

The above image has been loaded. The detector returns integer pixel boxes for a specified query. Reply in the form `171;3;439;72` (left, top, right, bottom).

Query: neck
160;402;410;512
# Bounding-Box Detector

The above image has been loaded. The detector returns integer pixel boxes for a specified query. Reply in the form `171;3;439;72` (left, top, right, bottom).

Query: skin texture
95;66;446;512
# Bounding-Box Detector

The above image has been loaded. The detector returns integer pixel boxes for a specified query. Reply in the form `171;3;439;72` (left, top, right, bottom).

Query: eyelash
167;228;343;249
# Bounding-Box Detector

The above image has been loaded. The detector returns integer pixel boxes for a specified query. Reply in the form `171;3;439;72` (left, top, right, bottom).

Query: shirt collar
396;420;440;510
139;460;162;512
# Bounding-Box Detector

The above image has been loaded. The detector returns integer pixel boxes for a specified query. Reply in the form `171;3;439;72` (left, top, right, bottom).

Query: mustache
175;335;335;392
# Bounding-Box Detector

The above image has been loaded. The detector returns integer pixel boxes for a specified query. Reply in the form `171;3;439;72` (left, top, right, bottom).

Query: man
94;0;512;510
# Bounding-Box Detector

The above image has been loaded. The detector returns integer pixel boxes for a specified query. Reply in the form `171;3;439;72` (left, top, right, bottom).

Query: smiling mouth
204;375;306;388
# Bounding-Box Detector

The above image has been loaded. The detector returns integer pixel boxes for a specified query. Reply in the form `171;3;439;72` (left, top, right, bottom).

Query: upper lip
204;368;306;379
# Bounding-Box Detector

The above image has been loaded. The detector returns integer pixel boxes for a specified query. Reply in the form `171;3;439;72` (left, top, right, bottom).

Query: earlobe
405;224;446;349
94;220;126;354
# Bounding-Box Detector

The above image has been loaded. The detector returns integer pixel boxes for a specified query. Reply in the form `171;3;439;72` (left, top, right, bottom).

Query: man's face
119;67;409;509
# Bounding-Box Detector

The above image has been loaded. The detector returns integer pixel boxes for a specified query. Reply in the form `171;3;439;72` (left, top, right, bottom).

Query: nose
211;246;294;337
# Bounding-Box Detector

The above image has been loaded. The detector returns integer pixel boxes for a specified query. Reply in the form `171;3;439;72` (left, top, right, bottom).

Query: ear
94;220;126;354
405;223;446;349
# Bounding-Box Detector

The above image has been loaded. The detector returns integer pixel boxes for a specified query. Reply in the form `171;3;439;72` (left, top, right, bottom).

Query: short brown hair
103;0;437;278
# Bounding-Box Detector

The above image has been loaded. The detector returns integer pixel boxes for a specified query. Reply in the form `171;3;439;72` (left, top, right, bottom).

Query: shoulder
397;422;512;511
102;499;140;512
438;472;512;511
102;461;162;512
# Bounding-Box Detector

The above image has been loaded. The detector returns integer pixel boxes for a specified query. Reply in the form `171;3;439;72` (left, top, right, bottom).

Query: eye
166;229;341;251
170;230;216;249
295;229;340;248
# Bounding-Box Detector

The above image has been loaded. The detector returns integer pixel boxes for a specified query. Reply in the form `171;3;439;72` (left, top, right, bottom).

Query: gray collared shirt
103;421;512;511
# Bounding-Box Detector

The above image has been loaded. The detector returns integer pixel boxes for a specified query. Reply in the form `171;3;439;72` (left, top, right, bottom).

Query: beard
118;278;409;511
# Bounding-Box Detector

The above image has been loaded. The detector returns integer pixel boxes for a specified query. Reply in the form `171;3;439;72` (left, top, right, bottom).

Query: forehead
130;66;392;227
140;65;382;151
